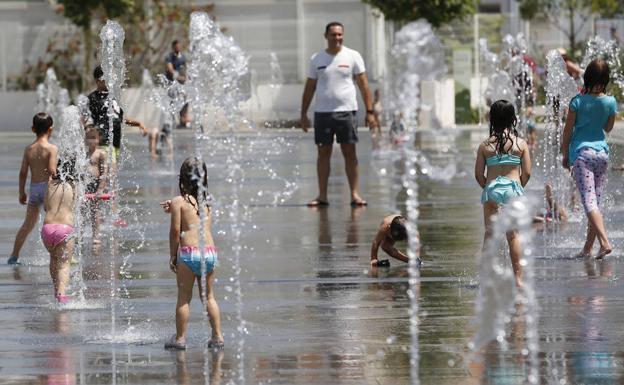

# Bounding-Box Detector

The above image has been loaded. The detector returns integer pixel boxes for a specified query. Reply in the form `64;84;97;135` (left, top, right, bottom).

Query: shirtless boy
7;113;58;265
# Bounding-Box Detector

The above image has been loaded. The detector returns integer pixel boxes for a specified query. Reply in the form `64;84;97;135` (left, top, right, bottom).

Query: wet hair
54;155;77;183
389;216;407;242
85;125;99;138
93;65;104;80
179;157;209;216
325;21;344;35
33;112;53;136
583;59;610;93
488;100;518;156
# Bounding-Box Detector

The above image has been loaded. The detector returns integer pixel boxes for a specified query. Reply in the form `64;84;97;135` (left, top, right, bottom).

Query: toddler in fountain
7;113;58;265
42;156;77;303
561;59;616;259
474;100;531;287
162;157;223;350
370;214;420;268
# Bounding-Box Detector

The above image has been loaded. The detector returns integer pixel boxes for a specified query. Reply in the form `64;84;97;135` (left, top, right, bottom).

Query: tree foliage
14;1;217;93
58;0;133;28
362;0;476;27
518;0;623;57
519;0;622;19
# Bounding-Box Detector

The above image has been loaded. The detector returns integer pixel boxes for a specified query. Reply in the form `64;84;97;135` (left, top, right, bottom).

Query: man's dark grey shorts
314;111;358;145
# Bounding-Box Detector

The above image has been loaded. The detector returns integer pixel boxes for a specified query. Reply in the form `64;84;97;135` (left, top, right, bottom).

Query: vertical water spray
268;52;284;88
99;20;125;347
149;70;185;160
581;36;624;90
187;12;250;383
390;20;446;385
508;34;533;138
481;34;533;138
56;106;90;302
469;196;540;384
542;50;578;245
36;68;70;122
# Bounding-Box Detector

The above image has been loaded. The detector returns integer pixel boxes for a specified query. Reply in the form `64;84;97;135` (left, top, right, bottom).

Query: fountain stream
390;20;447;384
469;197;540;384
99;20;125;352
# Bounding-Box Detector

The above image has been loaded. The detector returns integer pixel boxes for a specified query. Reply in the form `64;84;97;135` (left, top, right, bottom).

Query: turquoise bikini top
486;154;521;167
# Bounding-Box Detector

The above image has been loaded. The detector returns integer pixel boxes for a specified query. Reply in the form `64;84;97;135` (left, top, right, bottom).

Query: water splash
390;20;446;127
187;12;251;383
470;196;540;384
56;106;90;301
99;19;125;351
541;50;579;245
389;19;447;385
75;94;91;125
268;52;284;88
36;68;70;122
480;34;534;137
581;36;624;90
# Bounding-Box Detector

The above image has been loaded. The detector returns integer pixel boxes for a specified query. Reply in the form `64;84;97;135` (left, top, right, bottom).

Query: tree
57;0;133;89
27;1;216;93
362;0;476;28
120;1;215;85
518;0;622;58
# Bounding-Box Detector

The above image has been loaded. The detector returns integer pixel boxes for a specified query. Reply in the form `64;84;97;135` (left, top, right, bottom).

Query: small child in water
370;214;418;267
42;156;77;303
8;113;58;265
474;100;531;287
163;157;223;350
561;59;616;259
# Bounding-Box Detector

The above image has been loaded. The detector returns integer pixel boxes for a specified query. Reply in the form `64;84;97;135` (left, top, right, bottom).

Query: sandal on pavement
164;334;187;350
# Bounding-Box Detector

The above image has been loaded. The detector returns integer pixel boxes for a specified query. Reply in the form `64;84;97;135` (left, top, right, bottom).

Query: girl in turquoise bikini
475;100;532;287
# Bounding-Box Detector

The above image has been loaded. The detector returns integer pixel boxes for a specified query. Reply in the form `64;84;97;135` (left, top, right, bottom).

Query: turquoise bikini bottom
481;176;524;205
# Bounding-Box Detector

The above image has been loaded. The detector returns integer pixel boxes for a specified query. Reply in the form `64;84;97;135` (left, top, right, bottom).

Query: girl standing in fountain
475;100;532;287
561;59;616;259
42;156;77;303
164;157;223;350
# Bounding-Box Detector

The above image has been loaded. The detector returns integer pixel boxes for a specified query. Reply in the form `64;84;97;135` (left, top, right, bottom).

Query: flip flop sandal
207;339;225;350
164;334;187;350
307;199;329;207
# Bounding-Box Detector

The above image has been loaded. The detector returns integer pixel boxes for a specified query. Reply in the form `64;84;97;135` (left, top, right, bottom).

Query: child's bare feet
596;246;612;259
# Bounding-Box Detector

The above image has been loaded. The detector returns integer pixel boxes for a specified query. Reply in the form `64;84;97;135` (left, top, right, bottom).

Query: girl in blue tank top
475;100;532;288
561;59;616;259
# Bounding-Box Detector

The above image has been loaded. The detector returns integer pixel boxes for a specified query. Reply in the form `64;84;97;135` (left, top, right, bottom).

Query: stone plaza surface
1;129;624;384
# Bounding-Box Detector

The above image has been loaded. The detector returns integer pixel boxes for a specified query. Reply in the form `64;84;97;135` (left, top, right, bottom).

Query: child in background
561;59;616;259
42;156;77;303
163;157;223;350
84;127;108;245
474;100;531;287
370;214;419;267
389;112;406;145
7;113;58;265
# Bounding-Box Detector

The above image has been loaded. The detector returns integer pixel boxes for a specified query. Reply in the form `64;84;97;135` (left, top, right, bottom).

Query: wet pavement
1;128;624;384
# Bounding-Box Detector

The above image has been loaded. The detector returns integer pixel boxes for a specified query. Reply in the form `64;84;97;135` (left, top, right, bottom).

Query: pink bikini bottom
41;224;74;249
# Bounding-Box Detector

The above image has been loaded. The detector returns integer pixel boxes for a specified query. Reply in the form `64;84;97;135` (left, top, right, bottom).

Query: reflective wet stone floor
1;129;624;384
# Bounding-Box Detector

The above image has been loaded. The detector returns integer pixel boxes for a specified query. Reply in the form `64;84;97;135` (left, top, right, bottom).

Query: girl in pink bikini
162;157;223;350
41;156;77;304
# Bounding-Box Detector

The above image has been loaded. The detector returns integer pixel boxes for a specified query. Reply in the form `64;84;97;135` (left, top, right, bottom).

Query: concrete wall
0;91;37;131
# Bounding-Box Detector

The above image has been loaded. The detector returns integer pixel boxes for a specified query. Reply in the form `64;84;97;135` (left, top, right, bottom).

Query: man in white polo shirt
300;21;376;207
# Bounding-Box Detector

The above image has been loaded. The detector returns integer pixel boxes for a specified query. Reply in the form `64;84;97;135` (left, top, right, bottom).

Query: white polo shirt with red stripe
308;46;366;112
